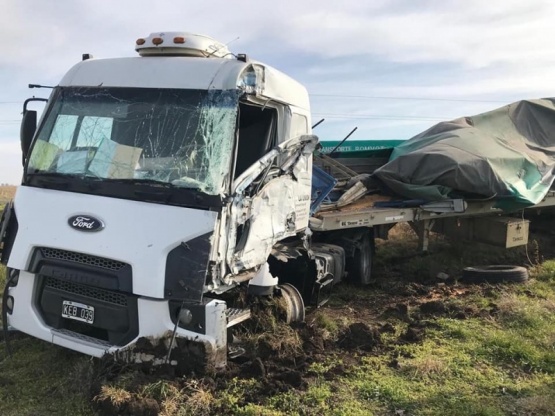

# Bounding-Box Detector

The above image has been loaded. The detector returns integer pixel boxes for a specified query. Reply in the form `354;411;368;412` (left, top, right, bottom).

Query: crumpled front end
5;186;229;367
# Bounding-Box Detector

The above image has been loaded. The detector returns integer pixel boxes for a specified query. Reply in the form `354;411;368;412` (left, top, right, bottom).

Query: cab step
226;307;251;328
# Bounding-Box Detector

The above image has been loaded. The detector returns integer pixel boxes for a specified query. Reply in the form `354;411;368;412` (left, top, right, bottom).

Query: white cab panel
8;186;218;298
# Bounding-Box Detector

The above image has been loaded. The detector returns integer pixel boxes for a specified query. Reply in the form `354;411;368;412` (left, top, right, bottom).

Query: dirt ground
90;282;506;415
91;218;555;415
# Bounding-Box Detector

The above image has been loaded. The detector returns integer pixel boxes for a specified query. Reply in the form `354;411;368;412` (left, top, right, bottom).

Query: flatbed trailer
308;152;555;285
310;191;555;232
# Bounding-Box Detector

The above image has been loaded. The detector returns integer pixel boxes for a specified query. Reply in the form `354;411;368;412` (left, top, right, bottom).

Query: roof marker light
136;38;145;45
135;32;232;58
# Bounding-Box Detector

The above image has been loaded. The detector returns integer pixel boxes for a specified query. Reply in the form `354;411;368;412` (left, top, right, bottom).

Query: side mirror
20;109;37;165
20;97;48;166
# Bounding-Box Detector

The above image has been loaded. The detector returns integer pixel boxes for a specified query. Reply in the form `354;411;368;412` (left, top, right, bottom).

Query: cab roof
59;56;310;110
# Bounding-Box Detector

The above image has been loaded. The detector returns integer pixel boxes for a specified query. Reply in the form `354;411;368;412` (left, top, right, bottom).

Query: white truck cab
0;32;325;369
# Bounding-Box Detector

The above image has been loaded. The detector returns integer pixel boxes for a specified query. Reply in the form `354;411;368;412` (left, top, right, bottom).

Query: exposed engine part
248;262;279;296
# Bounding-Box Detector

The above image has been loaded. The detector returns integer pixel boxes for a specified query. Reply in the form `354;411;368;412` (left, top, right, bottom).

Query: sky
1;0;555;184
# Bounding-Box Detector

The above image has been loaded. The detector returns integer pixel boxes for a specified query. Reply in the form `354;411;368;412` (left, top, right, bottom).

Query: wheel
278;283;305;323
346;229;374;286
462;265;528;284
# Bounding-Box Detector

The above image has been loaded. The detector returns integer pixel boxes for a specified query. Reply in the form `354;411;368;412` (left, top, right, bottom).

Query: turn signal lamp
237;65;263;95
135;31;232;58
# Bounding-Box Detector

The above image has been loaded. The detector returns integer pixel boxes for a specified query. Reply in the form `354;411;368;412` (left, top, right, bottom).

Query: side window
234;104;277;178
290;113;308;139
49;115;78;150
76;116;113;147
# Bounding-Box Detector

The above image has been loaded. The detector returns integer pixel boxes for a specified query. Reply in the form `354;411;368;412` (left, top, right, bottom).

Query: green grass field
1;225;555;415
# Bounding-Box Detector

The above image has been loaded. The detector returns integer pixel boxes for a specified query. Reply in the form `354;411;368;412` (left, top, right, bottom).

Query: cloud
0;0;554;183
283;0;555;67
0;140;23;184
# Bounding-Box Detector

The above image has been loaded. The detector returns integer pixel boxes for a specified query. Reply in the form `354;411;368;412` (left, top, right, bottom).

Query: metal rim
278;283;305;323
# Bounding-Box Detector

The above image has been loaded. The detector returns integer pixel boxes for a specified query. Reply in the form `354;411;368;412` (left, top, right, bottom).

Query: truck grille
44;276;128;306
38;247;127;271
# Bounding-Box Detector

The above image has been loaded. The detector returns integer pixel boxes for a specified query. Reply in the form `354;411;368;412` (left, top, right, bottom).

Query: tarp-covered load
373;99;555;211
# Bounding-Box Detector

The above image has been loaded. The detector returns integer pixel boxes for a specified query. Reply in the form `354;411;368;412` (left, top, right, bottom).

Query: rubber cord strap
2;272;18;357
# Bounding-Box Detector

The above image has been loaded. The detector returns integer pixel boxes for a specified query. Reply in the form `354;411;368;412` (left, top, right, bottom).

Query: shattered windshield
27;87;240;195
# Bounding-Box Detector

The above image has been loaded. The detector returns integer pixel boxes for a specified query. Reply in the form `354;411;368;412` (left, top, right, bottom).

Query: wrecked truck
0;31;341;369
3;31;555;370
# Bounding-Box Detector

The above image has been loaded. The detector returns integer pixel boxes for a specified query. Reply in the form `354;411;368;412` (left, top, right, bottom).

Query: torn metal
225;135;317;277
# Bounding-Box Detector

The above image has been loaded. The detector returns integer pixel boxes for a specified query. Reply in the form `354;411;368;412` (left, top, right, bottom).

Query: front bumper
6;271;227;365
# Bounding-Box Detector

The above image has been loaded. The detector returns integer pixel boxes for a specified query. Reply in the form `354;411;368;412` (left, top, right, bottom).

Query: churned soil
92;221;555;414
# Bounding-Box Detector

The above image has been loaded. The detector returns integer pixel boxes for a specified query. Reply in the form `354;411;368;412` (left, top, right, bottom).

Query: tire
347;229;375;286
462;265;528;284
278;283;305;323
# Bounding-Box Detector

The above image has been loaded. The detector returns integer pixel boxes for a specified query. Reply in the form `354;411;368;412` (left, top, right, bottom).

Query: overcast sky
1;0;555;184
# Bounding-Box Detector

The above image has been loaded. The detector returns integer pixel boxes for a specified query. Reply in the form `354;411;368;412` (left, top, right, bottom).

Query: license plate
62;300;95;324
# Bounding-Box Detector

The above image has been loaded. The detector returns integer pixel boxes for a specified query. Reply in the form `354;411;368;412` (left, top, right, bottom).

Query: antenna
206;36;240;57
330;127;358;155
312;118;325;129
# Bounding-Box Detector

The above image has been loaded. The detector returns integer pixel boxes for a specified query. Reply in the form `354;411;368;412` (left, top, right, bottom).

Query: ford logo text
68;215;105;232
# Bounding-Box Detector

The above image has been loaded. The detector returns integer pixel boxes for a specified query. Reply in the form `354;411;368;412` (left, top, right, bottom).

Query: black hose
2;271;18;357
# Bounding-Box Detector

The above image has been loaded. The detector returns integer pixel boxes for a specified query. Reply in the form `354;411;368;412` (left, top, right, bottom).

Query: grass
1;224;555;414
0;334;93;415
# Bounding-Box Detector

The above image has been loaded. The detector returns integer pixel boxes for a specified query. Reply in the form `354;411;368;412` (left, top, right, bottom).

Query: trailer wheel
347;229;375;286
462;265;528;284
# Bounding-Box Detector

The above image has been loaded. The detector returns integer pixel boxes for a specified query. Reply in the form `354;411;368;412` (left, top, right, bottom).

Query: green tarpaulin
372;99;555;211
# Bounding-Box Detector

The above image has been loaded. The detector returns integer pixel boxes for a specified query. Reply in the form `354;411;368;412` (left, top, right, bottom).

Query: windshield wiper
109;178;210;206
27;171;75;178
25;172;103;188
104;178;177;188
107;177;205;192
25;173;211;205
26;171;73;188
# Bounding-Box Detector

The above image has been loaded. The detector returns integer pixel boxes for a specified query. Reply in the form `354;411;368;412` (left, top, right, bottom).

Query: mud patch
418;300;482;320
401;323;426;343
419;300;447;315
95;395;161;416
337;322;382;351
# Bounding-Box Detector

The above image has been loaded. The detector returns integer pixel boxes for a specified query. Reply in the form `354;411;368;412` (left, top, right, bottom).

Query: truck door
227;133;317;274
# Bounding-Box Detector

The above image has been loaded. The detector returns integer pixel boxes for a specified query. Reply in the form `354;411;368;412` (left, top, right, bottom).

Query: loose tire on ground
462;265;529;284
